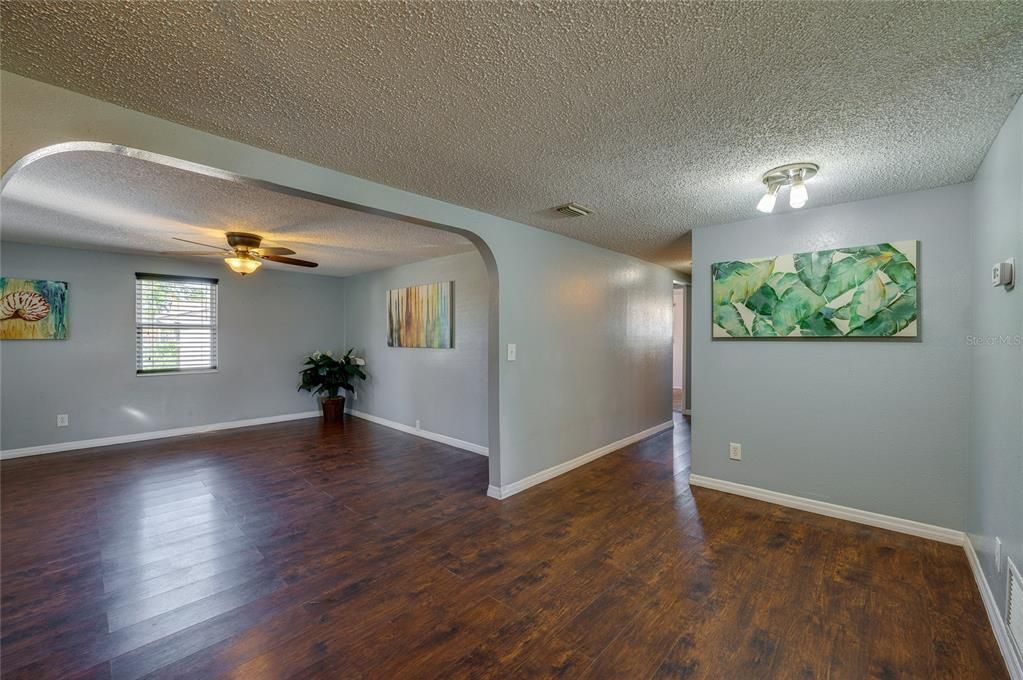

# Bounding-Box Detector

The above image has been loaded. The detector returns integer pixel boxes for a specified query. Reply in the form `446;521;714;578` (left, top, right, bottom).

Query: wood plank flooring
1;414;1006;679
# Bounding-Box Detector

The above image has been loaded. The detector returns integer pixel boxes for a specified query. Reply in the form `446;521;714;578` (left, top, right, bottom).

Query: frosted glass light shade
756;185;778;213
225;256;262;275
789;179;808;209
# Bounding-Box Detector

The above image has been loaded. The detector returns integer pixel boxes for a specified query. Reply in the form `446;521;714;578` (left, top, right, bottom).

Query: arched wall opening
0;142;503;490
1;70;677;498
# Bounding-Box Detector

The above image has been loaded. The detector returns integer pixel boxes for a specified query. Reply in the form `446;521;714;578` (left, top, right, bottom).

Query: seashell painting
0;278;68;340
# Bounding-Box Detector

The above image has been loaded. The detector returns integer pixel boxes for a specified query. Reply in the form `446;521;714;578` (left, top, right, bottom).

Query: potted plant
298;349;367;422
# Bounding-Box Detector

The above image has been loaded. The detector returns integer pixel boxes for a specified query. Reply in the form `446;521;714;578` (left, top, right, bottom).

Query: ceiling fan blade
257;246;297;256
261;254;319;268
172;237;230;251
159;250;230;257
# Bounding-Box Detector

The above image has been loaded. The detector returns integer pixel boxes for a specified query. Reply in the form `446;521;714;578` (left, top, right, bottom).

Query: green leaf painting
713;302;750;337
711;241;918;338
711;259;775;309
793;249;834;295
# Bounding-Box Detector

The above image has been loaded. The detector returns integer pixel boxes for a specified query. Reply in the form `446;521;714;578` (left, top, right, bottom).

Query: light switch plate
507;344;517;361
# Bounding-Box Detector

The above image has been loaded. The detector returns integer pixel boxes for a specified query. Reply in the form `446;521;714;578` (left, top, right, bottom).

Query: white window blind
135;274;218;374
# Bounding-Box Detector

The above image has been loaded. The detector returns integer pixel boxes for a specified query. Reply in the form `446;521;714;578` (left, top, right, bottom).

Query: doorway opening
672;281;691;415
1;141;502;492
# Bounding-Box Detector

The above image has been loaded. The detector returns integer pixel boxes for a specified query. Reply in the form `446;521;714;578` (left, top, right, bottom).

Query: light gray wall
341;251;488;448
1;243;346;450
1;72;676;490
492;228;674;484
691;183;973;529
967;96;1022;614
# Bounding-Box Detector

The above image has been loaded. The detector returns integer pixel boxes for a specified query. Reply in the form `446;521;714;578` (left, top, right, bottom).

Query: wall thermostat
992;258;1015;289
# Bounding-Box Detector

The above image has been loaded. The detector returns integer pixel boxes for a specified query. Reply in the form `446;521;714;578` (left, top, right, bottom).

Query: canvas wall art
387;281;452;348
711;241;918;338
0;277;69;340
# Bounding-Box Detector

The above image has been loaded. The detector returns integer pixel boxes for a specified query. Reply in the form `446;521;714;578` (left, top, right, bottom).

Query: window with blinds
135;274;218;374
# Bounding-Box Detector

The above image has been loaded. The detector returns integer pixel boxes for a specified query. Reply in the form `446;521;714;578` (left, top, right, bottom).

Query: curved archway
1;141;502;490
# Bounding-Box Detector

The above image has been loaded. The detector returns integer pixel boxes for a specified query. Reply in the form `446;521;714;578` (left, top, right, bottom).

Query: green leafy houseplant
298;350;367;420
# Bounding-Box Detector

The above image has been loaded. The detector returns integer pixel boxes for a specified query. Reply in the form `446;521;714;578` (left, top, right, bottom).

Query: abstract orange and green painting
387;281;452;348
0;278;69;340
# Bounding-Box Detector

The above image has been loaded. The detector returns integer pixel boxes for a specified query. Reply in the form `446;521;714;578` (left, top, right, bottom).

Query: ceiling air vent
553;202;592;217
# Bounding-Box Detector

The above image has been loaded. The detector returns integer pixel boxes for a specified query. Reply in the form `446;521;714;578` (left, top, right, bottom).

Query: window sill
136;369;219;377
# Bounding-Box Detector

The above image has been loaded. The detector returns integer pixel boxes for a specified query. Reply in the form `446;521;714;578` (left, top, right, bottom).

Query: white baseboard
345;408;488;457
965;536;1023;680
487;420;675;499
688;474;965;546
0;411;322;460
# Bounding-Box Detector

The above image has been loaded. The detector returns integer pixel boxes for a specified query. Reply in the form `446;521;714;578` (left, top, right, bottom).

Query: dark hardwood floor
0;414;1006;679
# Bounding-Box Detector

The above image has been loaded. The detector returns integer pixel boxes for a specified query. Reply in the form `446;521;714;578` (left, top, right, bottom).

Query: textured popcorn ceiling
2;1;1022;272
0;150;474;277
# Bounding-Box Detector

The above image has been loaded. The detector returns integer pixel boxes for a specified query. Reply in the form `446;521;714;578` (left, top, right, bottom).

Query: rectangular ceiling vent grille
1009;557;1023;662
554;202;592;217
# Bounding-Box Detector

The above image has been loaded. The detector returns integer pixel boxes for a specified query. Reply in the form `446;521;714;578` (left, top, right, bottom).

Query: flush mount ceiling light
756;163;819;213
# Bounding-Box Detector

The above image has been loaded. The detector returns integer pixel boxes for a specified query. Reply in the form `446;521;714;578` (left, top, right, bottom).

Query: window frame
134;273;219;376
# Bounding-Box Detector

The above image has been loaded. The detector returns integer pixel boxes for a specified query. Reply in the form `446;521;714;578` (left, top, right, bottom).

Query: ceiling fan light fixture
170;232;315;275
757;162;819;212
225;254;262;275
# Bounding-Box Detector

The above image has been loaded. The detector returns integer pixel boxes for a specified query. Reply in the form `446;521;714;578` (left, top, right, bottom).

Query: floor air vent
1009;557;1023;660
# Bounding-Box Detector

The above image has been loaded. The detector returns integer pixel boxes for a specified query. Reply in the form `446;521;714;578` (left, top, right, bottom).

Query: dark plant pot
321;396;345;422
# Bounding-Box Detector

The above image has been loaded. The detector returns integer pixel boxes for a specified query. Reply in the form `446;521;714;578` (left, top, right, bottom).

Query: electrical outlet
729;442;742;461
991;258;1015;289
996;537;1002;572
56;414;69;427
415;419;421;430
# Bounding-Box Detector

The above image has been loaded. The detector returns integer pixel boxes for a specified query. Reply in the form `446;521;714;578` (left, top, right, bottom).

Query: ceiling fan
162;232;318;275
